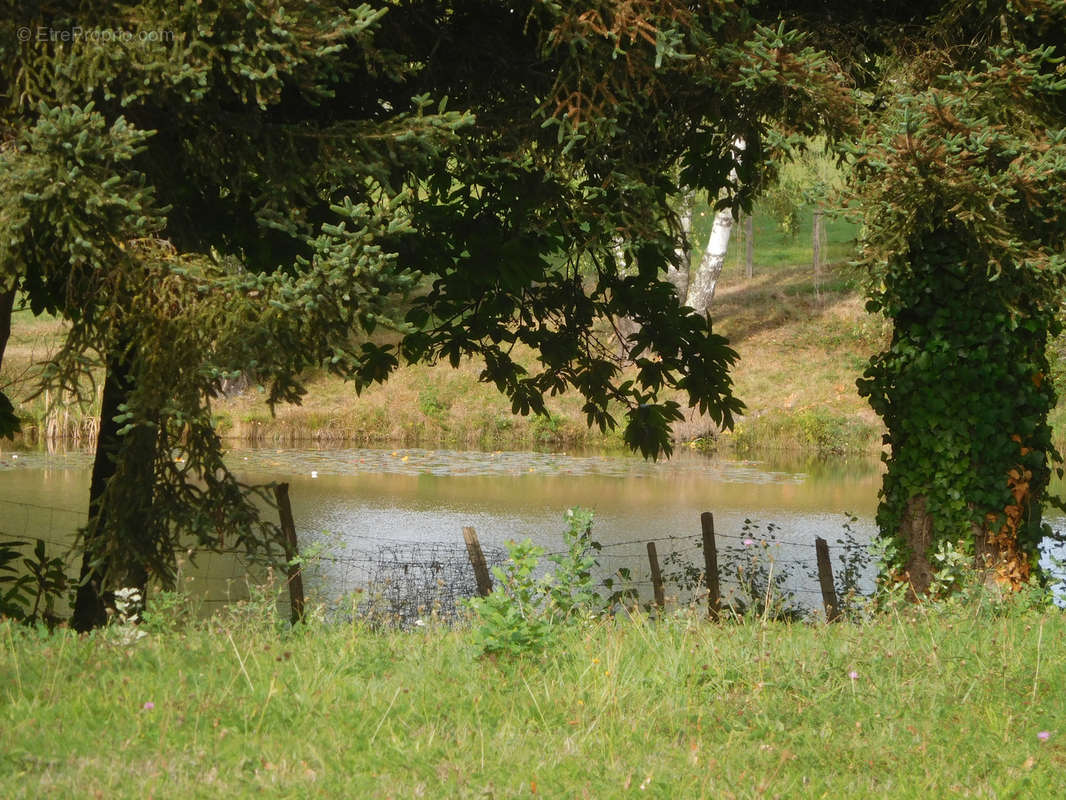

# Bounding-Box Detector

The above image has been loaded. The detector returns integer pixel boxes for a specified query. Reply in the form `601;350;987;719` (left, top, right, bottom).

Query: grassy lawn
2;599;1064;798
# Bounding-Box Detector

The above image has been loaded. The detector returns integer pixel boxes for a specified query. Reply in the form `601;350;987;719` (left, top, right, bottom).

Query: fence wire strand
0;495;871;621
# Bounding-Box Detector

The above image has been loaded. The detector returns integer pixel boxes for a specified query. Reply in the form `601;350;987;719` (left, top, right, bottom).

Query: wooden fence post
462;526;493;597
700;512;721;621
647;542;665;609
273;482;305;625
815;537;840;622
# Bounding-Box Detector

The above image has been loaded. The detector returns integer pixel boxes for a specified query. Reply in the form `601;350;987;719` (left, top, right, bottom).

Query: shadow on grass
708;262;869;347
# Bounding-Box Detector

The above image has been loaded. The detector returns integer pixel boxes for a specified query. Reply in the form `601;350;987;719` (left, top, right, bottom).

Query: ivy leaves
853;8;1066;582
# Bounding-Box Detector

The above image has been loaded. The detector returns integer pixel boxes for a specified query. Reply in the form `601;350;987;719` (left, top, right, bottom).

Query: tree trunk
0;288;18;438
899;495;935;598
686;138;745;313
71;348;156;631
0;287;13;371
685;204;735;313
744;213;754;280
665;202;693;301
812;206;825;299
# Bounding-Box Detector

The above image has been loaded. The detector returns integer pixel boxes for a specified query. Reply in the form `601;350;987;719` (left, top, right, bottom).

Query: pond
1;443;885;616
5;442;1065;618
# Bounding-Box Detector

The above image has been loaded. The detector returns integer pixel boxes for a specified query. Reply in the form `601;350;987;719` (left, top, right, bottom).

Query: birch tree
685;139;745;313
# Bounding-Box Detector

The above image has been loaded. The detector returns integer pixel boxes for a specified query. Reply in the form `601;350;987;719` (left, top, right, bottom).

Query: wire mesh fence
0;493;875;625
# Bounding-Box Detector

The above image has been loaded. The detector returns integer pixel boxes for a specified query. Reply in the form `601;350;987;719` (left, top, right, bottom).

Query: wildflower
1038;731;1051;741
743;538;755;547
848;671;859;680
143;702;155;711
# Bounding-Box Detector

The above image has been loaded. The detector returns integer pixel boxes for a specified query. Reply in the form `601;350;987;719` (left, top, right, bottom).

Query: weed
720;521;803;620
833;513;875;619
465;508;604;657
466;538;555;656
417;385;448;421
530;411;564;444
0;539;69;627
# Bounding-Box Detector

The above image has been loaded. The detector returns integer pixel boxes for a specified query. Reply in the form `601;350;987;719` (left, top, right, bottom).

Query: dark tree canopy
0;0;851;621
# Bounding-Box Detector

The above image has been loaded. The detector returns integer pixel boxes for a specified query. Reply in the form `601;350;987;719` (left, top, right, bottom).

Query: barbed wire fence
0;491;876;625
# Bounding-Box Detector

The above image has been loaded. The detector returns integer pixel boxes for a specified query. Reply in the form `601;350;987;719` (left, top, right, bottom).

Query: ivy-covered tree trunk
860;227;1059;595
853;3;1066;594
71;349;157;631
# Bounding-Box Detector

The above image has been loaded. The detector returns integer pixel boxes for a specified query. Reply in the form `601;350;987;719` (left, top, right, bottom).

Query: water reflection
1;443;889;611
5;441;1066;612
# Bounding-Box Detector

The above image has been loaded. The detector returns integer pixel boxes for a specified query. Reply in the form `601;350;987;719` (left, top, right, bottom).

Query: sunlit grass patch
2;597;1065;798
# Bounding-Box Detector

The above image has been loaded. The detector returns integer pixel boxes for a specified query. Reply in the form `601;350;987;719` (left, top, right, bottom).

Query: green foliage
834;513;875;618
720;521;802;621
852;3;1066;584
466;508;603;657
0;540;31;619
0;0;857;614
0;539;69;626
138;589;193;635
466;539;555;658
417;385;448;422
545;508;602;617
759;138;846;235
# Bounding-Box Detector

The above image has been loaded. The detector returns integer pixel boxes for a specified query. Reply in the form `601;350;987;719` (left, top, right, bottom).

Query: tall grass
2;595;1064;797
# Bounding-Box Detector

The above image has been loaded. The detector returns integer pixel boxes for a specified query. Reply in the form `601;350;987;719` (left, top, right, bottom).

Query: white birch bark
685;138;745;313
684;205;734;312
611;237;629;275
611;237;639;360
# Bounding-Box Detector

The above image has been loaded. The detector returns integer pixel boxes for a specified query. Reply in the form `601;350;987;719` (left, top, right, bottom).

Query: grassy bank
6;271;885;455
201;253;886;455
3;204;890;455
2;600;1064;797
209;209;887;454
13;200;1066;455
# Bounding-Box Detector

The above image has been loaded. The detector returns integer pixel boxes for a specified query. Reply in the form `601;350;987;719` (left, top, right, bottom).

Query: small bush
466;508;602;657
